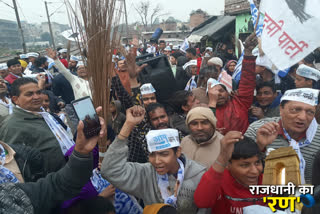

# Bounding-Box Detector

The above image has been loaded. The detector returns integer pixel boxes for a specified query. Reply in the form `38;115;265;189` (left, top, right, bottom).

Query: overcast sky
0;0;225;25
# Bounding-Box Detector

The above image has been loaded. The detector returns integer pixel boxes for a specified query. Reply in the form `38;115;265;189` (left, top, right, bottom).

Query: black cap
7;59;21;68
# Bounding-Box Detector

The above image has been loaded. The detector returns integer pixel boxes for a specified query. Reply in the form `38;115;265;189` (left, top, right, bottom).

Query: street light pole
12;0;27;53
45;1;56;50
123;0;129;38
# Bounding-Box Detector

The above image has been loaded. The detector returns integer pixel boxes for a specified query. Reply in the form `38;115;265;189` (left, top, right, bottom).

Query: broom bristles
66;0;124;162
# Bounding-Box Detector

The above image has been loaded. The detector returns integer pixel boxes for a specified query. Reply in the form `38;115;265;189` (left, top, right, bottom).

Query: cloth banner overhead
260;0;320;70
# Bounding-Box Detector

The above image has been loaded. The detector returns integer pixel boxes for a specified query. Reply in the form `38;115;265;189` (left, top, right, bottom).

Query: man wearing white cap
205;47;213;57
126;83;158;163
207;57;233;92
139;83;157;108
245;88;320;184
68;55;79;73
47;49;91;100
26;52;39;71
255;54;275;84
169;43;173;50
0;63;8;79
101;105;207;213
57;48;69;68
183;60;198;91
163;46;171;57
295;64;320;89
58;48;68;59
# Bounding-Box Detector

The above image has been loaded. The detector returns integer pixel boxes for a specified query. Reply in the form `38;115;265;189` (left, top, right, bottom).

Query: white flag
260;0;320;70
180;38;189;53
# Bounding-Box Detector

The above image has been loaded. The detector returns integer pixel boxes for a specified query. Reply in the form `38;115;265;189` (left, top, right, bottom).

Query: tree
134;0;168;31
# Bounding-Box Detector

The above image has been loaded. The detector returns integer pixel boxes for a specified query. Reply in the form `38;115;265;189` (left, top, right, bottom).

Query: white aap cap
58;48;68;53
183;60;197;70
206;78;226;93
19;54;28;59
205;47;213;52
140;83;156;95
164;46;172;51
296;64;320;81
77;61;85;68
0;63;8;70
146;129;180;153
280;88;319;106
70;55;79;61
26;52;39;58
256;54;273;72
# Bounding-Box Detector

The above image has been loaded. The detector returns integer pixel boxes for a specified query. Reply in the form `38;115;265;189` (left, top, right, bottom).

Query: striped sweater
245;117;320;184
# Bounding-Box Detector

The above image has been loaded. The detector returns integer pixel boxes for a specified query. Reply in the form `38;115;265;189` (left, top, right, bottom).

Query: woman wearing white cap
46;49;92;99
101;106;207;213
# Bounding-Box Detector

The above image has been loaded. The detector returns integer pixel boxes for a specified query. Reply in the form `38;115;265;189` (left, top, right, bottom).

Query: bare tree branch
134;0;168;30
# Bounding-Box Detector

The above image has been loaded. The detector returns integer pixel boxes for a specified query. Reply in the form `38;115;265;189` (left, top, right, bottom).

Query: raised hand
36;73;46;90
219;131;244;163
125;105;145;126
208;83;220;108
256;122;279;151
243;33;258;56
46;48;58;60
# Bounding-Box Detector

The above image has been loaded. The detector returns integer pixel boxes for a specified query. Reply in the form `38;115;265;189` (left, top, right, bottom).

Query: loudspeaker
150;28;163;43
137;55;177;104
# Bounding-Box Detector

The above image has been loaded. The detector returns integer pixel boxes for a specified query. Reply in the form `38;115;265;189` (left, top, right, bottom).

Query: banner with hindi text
260;0;320;70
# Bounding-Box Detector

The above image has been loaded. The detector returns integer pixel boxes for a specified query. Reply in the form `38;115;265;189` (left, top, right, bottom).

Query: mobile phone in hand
71;96;101;139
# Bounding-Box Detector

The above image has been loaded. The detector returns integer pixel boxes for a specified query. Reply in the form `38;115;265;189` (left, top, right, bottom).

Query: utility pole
123;0;129;39
45;1;56;50
12;0;27;53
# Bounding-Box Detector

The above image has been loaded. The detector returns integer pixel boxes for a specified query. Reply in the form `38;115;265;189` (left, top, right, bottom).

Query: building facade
189;9;210;30
0;19;22;49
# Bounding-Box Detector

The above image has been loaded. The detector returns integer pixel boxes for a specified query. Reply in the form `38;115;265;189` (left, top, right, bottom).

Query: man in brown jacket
180;106;223;168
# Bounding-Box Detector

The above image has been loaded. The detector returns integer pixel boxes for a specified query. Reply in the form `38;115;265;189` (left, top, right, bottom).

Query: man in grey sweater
245;88;320;184
0;106;106;214
101;105;207;214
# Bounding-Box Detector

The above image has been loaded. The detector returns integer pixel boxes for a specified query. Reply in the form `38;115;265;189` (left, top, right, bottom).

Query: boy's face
227;155;263;186
149;147;181;175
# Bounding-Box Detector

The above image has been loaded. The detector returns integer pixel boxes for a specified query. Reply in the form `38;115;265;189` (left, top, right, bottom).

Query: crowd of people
0;32;319;214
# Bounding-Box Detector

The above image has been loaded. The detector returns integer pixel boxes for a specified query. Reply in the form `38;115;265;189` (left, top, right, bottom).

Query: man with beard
127;102;169;163
68;55;79;73
0;77;12;121
180;106;223;169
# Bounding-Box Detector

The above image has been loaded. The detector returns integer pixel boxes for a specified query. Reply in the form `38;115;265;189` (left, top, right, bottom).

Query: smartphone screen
72;97;101;138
